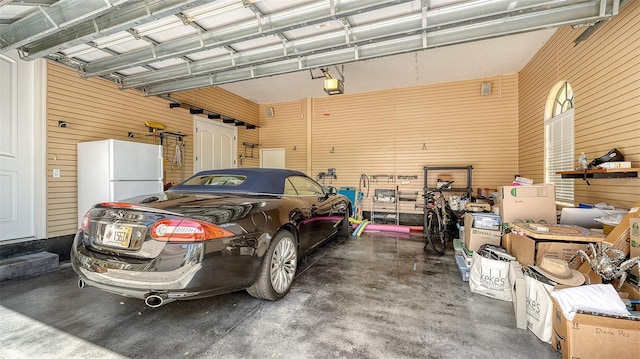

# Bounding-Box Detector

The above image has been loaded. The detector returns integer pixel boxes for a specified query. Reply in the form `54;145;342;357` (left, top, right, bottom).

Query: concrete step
0;252;59;282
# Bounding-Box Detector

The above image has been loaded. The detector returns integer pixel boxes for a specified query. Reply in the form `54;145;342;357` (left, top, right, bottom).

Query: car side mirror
318;186;335;202
323;186;337;195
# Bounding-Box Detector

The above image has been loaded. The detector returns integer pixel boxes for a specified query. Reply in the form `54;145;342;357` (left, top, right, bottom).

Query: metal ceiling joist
13;0;218;60
0;0;132;52
1;0;622;100
80;0;416;78
121;0;607;90
5;1;57;6
141;0;620;96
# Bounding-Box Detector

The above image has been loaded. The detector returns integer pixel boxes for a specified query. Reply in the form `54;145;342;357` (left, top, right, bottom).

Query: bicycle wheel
425;209;446;255
423;209;432;250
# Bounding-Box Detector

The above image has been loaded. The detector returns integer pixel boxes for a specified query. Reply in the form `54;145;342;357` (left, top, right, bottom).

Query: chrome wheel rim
270;236;297;293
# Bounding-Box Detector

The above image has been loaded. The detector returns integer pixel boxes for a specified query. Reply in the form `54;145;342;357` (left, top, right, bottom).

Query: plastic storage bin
455;255;470;282
470;213;502;230
453;238;464;256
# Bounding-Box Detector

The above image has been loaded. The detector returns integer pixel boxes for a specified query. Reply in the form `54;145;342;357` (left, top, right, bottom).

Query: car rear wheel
247;230;297;300
340;206;351;238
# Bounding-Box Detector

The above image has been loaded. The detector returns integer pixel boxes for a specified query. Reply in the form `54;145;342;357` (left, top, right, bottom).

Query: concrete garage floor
0;232;560;359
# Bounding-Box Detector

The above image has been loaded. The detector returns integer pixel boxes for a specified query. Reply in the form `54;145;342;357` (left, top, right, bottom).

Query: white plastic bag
524;274;554;343
469;254;512;302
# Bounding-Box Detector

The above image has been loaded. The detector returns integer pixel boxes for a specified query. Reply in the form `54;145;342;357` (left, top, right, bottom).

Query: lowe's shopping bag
469;254;512;302
524;273;554;343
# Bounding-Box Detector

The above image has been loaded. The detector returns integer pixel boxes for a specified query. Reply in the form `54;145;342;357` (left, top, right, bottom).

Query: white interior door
194;116;237;172
260;148;286;169
0;51;39;241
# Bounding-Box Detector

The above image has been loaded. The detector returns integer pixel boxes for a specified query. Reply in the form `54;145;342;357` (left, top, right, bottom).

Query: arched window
553;82;574;116
545;82;574;206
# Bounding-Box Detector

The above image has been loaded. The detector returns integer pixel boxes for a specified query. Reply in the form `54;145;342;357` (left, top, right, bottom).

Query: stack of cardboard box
464;212;502;251
504;196;640;359
459;182;640;358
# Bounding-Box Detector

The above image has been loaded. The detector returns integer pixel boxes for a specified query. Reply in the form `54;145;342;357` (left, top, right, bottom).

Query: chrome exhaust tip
145;293;169;308
77;278;86;289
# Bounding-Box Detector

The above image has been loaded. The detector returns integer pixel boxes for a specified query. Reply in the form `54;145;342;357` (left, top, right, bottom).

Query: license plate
102;223;132;248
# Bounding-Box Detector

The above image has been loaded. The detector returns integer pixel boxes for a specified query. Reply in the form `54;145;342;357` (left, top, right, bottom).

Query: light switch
53;169;61;178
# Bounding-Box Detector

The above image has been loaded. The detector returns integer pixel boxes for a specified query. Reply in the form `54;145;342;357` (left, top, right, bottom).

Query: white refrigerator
77;139;163;227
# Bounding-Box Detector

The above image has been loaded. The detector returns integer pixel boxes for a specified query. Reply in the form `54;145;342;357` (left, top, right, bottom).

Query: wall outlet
53;169;61;178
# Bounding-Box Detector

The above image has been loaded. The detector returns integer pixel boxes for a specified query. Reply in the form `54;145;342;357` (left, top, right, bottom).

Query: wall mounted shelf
163;95;259;130
556;168;639;179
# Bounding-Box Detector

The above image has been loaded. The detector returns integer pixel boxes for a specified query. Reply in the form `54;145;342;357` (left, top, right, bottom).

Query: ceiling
0;0;623;104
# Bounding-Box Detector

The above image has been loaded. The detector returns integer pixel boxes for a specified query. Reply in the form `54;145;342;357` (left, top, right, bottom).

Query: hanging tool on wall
172;140;185;170
145;121;165;144
317;168;337;184
356;174;370;220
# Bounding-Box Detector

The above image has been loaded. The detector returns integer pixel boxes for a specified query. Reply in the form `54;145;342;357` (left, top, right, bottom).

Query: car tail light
81;211;91;231
150;219;234;242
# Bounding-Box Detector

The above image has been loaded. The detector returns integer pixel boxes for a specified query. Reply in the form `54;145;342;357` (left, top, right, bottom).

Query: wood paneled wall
258;99;308;173
46;63;258;237
260;75;520;215
518;0;640;209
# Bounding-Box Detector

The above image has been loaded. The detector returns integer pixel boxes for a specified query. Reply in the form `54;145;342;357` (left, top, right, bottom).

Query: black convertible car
71;168;351;307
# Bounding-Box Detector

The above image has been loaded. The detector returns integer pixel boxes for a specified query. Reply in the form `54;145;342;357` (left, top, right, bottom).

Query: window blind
545;109;574;206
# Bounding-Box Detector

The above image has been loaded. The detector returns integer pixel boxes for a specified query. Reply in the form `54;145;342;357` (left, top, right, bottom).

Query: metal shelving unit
423;165;473;200
370;187;399;225
423;166;473;226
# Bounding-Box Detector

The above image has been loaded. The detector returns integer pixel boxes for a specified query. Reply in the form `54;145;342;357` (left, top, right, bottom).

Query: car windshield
181;175;247;186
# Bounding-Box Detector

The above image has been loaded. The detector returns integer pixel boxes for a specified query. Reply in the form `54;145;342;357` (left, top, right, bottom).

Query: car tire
247;230;298;301
340;206;351;238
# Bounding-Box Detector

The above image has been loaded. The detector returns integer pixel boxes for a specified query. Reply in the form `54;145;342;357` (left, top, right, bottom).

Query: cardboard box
550;295;640;359
464;213;502;251
508;223;604;270
578;203;640;281
509;261;527;330
502;232;514;254
511;236;589;270
630;218;640;280
616;280;640;311
616;280;640;301
498;184;557;227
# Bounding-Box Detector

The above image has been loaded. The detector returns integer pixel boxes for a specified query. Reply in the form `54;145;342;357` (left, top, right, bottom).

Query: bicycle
423;181;459;255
